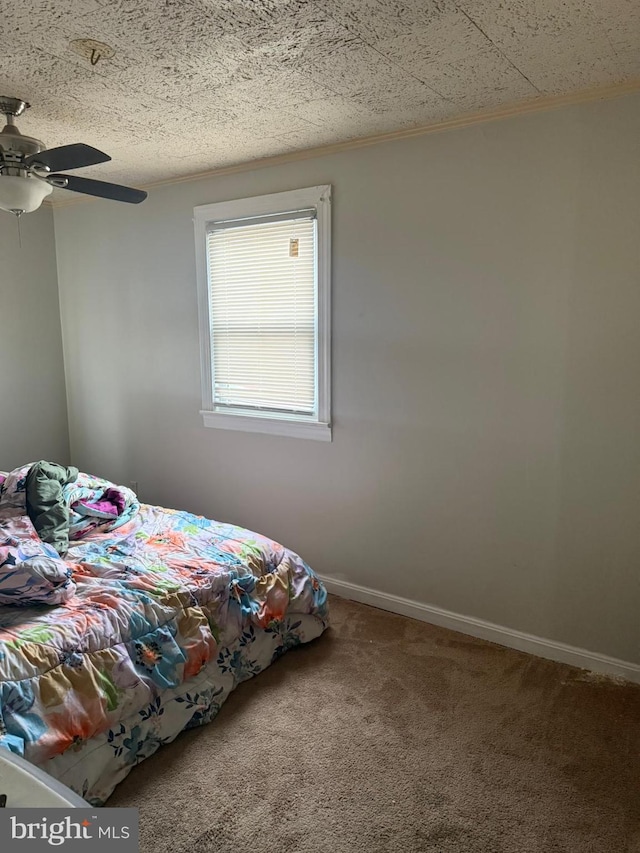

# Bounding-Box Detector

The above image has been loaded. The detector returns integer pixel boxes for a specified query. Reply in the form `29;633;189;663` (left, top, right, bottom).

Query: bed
0;463;328;804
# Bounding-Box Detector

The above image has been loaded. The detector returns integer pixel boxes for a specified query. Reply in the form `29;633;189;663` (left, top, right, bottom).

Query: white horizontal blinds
207;211;317;416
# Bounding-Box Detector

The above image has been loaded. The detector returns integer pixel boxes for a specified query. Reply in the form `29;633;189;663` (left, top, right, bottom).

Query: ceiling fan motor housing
0;126;46;165
0;98;46;174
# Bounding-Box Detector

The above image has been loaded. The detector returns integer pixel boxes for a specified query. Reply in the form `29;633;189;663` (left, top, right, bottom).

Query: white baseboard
319;574;640;685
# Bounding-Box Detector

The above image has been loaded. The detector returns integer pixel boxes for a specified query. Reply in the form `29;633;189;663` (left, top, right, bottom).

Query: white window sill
200;410;332;441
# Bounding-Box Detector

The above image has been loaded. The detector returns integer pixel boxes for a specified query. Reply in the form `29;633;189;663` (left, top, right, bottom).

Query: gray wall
54;93;640;663
0;207;69;469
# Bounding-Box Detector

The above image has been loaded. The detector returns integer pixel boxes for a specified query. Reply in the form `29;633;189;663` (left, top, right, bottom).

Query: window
194;185;331;441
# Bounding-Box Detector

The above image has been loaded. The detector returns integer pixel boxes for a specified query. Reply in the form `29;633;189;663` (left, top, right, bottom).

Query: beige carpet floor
110;595;640;853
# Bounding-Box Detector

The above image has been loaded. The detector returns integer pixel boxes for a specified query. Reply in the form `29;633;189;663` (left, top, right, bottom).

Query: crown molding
49;78;640;210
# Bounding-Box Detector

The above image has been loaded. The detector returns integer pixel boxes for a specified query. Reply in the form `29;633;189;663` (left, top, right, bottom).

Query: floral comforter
0;468;328;803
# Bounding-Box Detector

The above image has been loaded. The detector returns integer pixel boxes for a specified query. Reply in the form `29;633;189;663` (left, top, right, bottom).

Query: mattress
0;492;328;804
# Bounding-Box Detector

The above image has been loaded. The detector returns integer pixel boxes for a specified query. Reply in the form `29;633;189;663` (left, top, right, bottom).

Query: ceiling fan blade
25;143;111;172
50;174;147;204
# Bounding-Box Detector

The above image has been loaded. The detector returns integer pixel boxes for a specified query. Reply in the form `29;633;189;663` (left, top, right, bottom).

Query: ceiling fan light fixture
0;174;53;215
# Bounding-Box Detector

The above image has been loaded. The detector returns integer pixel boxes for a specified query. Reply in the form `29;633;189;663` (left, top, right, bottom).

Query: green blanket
26;460;79;555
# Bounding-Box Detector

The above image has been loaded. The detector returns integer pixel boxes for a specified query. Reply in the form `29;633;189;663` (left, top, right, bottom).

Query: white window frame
194;185;331;441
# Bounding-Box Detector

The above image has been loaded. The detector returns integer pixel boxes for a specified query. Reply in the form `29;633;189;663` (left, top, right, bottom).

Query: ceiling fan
0;96;147;217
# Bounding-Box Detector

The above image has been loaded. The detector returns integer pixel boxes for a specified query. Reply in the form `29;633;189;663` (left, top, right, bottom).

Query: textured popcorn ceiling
1;0;639;187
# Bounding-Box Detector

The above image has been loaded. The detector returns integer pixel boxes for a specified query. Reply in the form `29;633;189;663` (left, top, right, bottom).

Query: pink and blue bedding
0;463;328;804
